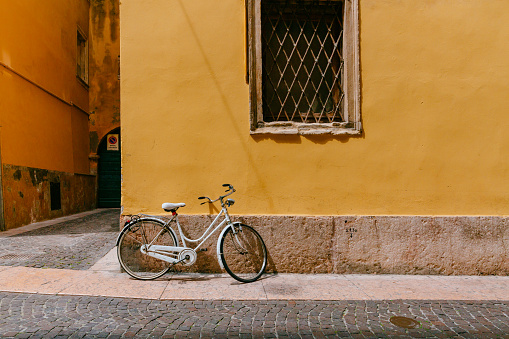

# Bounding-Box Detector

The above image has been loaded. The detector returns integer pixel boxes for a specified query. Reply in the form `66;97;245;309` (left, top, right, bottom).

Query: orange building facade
0;0;121;230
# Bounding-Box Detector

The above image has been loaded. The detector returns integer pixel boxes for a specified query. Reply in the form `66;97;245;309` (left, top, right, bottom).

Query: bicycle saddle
162;202;186;212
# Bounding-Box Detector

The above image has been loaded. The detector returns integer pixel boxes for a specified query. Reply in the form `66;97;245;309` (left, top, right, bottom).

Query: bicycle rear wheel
220;223;267;283
117;218;177;280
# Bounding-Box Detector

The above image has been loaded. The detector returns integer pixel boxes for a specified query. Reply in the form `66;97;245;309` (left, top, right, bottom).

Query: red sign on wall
107;134;119;151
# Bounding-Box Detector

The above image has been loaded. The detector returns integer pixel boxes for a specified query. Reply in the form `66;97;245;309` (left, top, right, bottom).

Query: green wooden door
98;132;121;208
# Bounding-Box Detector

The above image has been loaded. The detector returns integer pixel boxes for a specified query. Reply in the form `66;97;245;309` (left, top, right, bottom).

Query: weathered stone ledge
120;214;509;275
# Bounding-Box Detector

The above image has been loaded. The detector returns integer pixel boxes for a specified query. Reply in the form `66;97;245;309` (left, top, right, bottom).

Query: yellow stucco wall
0;0;90;174
121;0;509;216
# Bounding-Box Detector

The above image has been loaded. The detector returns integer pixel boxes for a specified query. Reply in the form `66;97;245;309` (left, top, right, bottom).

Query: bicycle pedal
198;248;208;252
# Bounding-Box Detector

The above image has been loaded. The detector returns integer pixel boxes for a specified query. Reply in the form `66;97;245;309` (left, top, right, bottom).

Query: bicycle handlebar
198;185;236;205
198;196;209;205
222;183;234;192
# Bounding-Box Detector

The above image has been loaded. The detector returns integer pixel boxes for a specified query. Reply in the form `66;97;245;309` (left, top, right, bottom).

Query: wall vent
50;182;61;211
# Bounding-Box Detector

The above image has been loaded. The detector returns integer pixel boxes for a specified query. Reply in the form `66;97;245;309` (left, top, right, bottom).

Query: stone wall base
2;164;96;230
120;214;509;275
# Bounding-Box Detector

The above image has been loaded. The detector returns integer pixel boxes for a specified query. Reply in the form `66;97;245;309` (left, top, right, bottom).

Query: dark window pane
50;182;61;211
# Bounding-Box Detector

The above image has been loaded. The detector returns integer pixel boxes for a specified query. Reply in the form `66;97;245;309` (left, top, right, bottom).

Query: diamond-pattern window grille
261;0;344;124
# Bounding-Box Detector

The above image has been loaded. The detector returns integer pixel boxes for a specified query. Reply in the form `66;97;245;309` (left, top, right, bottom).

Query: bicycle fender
216;222;241;270
116;218;179;247
116;220;138;246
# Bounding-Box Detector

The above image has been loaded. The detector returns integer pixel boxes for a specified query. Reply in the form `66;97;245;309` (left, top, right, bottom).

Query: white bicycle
116;184;267;283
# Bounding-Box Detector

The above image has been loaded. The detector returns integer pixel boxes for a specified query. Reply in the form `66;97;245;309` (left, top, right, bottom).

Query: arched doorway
97;128;121;207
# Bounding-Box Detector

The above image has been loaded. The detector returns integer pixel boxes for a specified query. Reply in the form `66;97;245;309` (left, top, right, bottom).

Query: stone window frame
76;27;89;85
247;0;361;135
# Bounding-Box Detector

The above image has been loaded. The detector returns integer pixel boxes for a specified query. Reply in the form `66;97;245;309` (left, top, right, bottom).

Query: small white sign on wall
107;134;119;151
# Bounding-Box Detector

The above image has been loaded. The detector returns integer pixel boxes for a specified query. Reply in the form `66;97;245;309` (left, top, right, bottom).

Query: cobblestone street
0;293;507;338
0;209;119;270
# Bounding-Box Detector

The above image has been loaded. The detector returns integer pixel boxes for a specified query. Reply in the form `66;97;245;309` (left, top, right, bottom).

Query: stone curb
0;262;507;301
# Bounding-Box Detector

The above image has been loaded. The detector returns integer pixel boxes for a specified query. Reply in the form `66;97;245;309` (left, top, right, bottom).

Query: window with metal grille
247;0;360;135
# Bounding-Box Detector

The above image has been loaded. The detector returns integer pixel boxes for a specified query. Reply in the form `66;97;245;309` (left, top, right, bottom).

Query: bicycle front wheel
117;218;177;280
220;223;267;283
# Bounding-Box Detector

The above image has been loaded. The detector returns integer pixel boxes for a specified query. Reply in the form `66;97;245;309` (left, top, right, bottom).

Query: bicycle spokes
230;228;249;255
220;224;267;283
117;219;177;280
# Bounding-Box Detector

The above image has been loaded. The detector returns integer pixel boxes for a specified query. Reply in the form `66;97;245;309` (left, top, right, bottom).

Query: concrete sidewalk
0;247;507;301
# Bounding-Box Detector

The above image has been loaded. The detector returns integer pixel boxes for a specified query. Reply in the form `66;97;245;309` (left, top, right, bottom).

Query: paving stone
0;293;507;338
0;209;119;270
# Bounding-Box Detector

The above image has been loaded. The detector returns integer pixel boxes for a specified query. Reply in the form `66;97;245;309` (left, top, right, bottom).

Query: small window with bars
248;0;360;135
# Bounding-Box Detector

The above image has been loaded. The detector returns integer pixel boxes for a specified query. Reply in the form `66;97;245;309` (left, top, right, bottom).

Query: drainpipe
0;126;4;231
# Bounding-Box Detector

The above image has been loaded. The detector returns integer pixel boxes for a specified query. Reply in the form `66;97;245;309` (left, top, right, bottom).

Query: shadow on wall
251;132;365;145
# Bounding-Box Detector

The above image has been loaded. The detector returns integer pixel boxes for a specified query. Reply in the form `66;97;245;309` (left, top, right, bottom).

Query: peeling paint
2;164;96;230
91;0;106;40
90;131;99;153
13;170;21;181
112;107;120;124
109;0;118;41
28;168;48;186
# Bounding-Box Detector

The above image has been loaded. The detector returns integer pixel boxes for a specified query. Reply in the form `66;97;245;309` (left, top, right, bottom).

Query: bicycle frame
176;205;232;249
139;202;238;268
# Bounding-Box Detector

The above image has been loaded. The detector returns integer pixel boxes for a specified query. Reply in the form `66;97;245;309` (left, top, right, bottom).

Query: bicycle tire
220;223;267;283
117;218;177;280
